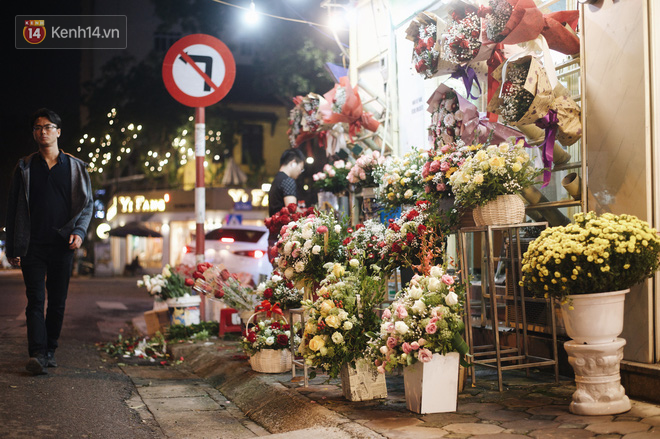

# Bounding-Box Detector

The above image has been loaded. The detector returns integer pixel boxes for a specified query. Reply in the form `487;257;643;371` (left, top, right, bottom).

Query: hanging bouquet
241;316;300;356
521;212;660;304
264;204;317;238
299;262;387;379
422;139;482;198
346;149;386;189
255;271;303;309
366;264;468;372
441;8;482;64
319;77;379;141
449;140;540;208
405;12;442;79
479;0;580;55
312;160;351;194
274;211;345;289
374;147;426;211
427;84;521;150
287;93;324;147
342;220;389;274
137;264;195;301
489;59;537;125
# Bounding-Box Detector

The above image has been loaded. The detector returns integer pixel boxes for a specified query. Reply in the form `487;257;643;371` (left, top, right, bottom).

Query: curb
169;341;384;438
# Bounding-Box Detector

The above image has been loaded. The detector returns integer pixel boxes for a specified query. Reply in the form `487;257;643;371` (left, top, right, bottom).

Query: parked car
180;225;271;285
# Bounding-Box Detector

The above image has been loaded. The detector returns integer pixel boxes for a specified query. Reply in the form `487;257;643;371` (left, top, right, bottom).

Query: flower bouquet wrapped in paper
287;93;324;147
374;147;426;211
366;264;468;372
319;77;379;140
299;262;387;379
405;11;447;79
479;0;579;55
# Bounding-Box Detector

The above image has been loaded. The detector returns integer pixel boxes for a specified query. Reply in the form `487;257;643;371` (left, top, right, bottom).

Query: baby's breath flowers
521;212;660;303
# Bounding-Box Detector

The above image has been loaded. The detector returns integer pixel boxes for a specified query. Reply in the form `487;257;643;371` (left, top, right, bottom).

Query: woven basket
249;348;292;373
246;312;292;373
473;194;525;226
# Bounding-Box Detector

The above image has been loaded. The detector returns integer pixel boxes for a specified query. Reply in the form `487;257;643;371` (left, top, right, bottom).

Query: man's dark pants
21;244;74;357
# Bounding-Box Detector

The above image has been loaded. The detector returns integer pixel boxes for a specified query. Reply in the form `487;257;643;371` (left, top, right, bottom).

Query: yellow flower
325;315;341;329
308;335;326;352
319;299;335;317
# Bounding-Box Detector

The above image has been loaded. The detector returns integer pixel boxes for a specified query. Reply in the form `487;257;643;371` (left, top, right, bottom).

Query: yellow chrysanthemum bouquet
521;212;660;303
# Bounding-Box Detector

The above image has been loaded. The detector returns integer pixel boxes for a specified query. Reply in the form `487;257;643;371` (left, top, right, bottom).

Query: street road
0;270;163;438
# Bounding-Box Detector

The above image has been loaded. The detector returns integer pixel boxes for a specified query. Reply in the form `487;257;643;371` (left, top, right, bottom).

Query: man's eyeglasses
33;124;58;132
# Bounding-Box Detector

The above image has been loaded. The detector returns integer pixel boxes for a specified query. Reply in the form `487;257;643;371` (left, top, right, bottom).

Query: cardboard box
144;309;170;336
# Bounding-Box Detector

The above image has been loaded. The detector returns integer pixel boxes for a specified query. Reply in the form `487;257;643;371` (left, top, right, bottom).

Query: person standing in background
5;108;93;375
268;148;306;217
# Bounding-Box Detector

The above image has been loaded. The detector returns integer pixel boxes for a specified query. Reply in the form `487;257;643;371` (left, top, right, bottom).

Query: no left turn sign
162;34;236;107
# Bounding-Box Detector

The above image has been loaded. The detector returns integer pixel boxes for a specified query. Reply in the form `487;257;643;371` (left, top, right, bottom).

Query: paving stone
628;403;660;419
477;435;530;439
379;426;449;439
442;422;505;435
586;421;652;435
153;409;259;439
456;402;504;413
529;428;595;438
136;383;209;399
554;413;614;424
639;416;660;427
500;397;552;408
527;405;571;417
500;419;561;433
363;417;423;431
143;395;222;412
479;409;530;422
621;429;660;439
420;412;479;427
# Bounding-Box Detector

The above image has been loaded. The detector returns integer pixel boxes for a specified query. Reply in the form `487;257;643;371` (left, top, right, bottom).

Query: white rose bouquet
366;264;468;372
374;147;427;211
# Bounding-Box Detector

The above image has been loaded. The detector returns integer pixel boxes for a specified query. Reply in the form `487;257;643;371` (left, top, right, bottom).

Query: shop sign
107;195;170;220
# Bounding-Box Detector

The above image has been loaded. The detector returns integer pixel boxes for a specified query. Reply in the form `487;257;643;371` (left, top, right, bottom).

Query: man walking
5;108;93;375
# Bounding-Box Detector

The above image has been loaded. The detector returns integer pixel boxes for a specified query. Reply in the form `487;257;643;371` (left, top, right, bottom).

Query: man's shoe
26;356;48;375
46;351;57;368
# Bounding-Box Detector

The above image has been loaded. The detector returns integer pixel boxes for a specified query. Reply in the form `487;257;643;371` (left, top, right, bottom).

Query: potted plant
366;264;468;414
449;140;540;226
138;264;201;326
520;211;660;415
299;262;388;401
241;312;300;374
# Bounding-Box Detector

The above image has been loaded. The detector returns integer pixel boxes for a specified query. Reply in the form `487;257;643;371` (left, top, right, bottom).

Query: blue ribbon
451;65;482;100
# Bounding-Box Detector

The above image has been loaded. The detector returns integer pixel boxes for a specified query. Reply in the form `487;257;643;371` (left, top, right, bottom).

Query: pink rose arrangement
421;139;481;198
366;265;468;372
312;160;350;194
346;149;386;189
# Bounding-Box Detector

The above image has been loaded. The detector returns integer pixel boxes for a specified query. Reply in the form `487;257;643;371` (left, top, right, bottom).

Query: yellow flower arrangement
521;212;660;303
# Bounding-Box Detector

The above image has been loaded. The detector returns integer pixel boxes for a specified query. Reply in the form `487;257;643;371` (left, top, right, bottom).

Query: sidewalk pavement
127;317;660;438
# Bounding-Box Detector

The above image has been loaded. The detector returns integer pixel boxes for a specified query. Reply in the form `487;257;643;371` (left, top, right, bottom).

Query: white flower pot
560;289;629;345
340;359;387;402
165;295;201;326
403;352;459;414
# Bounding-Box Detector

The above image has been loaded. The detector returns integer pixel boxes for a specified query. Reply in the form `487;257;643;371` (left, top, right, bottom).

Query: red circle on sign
162;34;236;108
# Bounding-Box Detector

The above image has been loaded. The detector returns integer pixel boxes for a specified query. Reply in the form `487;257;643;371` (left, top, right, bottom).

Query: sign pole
195;106;206;321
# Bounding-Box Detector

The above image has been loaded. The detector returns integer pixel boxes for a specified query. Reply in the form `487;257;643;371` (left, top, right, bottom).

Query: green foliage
166;321;220;341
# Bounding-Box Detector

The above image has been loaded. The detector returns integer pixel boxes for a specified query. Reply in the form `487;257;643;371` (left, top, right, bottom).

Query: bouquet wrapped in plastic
319;77;379;141
287;93;324;147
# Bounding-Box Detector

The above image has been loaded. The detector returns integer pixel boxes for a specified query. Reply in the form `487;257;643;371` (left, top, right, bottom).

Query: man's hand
8;257;20;267
69;234;83;250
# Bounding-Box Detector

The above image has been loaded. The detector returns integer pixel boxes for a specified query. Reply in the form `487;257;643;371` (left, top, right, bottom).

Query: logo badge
23;20;46;45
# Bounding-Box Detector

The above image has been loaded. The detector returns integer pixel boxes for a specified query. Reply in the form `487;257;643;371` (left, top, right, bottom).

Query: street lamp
245;1;259;24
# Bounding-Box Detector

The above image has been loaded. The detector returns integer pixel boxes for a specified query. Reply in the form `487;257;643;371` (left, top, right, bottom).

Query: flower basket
473;194;525;226
340;359;387;402
403;352;460;414
249;348;292;374
245;312;292;374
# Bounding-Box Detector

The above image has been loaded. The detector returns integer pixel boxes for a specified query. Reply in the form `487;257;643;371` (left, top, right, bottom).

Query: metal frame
289;307;309;387
457;222;559;391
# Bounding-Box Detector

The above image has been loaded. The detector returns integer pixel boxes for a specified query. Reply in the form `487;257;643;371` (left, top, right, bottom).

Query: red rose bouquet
255;271;303;309
264;203;316;238
441;8;482;64
240;316;300;356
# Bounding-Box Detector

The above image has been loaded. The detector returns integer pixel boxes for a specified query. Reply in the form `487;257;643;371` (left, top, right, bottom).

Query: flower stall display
299;263;388;400
366;264;467;413
342;220;389;275
422;139;478;200
274;210;345;297
319;77;380;142
255;271;303;310
520;212;660;415
374;147;426;211
264;204;316;239
138;264;201;326
449;140;540;225
312;160;350;195
346;149;386;190
479;0;580;55
241;312;300;374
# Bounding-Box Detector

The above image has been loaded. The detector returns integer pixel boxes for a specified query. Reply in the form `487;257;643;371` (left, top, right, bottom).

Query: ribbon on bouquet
486;44;505;122
516;108;558;188
450;65;482;100
255;300;283;317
